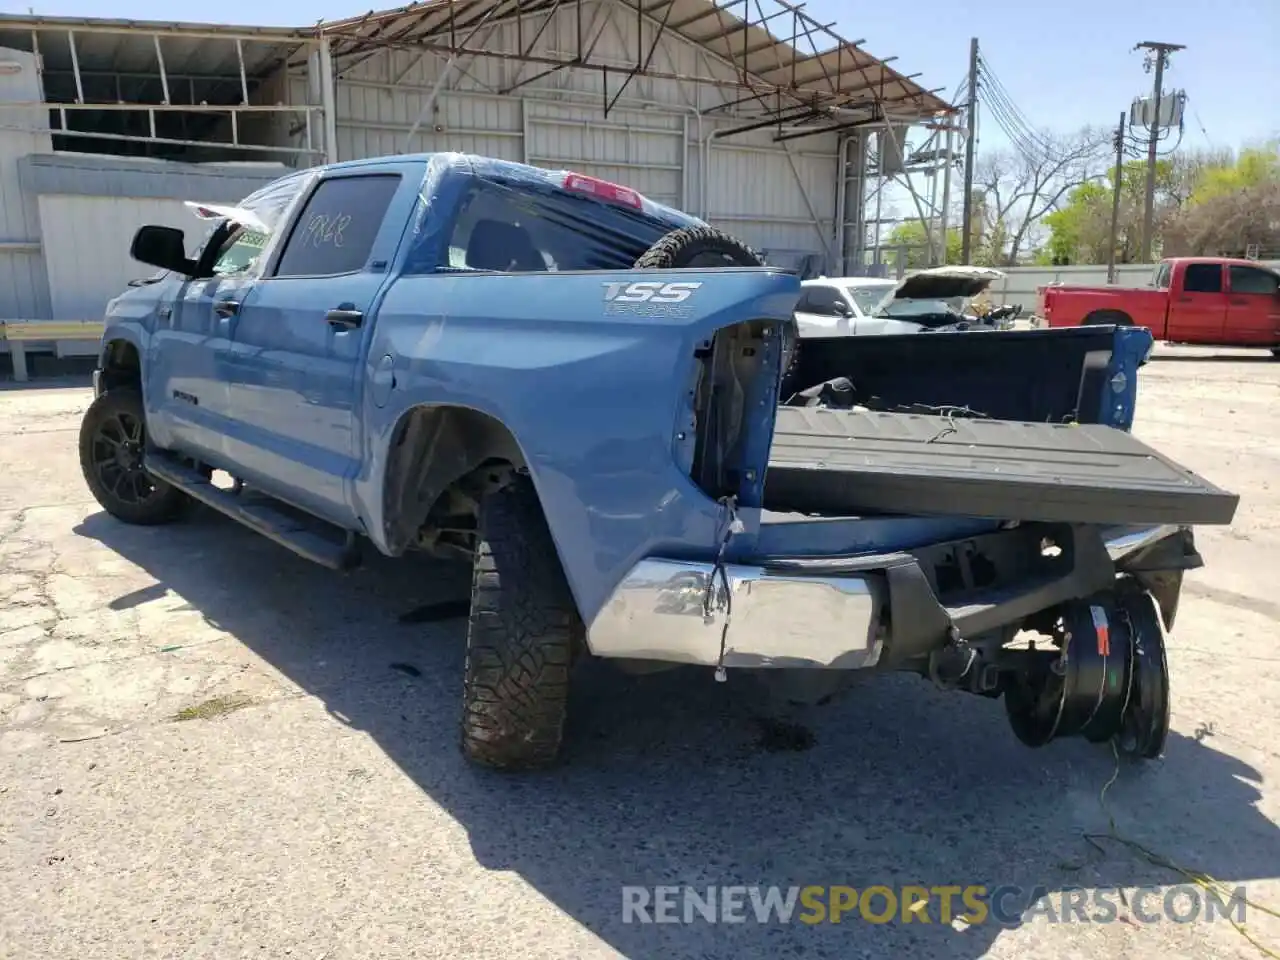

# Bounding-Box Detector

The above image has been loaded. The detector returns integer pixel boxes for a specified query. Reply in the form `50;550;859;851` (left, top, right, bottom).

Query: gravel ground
1;347;1278;959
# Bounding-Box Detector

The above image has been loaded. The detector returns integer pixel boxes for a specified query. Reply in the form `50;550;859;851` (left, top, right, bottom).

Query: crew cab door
1166;261;1227;342
147;209;293;460
1225;263;1280;346
145;270;229;461
215;168;414;526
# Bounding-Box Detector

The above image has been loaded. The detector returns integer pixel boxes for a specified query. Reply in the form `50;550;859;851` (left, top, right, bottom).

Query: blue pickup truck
80;153;1238;770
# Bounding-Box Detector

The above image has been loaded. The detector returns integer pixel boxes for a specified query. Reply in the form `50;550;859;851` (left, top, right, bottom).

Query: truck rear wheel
78;388;189;526
634;225;764;269
460;478;582;770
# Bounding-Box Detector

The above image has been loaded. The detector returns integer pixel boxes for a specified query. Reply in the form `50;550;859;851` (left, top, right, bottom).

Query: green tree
1164;141;1280;257
882;220;962;269
1189;145;1280;203
1040;158;1174;265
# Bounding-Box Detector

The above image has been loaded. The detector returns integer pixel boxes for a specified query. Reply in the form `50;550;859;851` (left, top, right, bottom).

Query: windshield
841;283;894;316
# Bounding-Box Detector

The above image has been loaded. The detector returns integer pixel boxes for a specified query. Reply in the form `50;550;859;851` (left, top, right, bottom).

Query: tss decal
602;281;703;304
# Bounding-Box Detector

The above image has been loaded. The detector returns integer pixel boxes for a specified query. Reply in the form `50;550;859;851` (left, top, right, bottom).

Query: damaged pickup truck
81;153;1239;770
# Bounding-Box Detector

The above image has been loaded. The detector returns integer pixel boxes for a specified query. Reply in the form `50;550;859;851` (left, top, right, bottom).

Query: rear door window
1228;265;1280;295
272;174;402;278
405;178;674;274
1182;263;1223;293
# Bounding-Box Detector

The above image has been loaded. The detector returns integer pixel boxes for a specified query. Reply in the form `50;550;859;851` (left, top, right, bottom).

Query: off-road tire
635;226;798;371
460;478;583;770
634;225;764;269
78;388;189;526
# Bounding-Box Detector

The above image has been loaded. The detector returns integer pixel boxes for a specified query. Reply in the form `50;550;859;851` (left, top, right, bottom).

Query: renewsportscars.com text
621;884;1248;926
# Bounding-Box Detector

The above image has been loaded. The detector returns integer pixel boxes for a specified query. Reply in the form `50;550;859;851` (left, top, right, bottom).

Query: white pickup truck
793;265;1016;337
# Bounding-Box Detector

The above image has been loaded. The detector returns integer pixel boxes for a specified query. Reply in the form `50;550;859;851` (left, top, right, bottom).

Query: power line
975;56;1059;156
1163;61;1212;143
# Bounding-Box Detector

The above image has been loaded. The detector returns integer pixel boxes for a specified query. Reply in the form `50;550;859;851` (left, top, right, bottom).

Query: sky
3;0;1277;154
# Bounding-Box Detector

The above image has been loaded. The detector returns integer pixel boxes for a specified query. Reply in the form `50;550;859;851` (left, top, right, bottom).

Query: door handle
1229;298;1249;305
214;299;240;318
1177;296;1193;303
326;305;364;329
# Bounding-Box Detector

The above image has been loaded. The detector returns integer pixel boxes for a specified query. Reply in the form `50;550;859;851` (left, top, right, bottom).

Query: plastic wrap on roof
185;167;319;256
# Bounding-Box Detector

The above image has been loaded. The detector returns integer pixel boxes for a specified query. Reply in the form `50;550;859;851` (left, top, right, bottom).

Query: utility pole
1134;40;1184;262
939;126;955;265
959;36;979;264
1106;111;1126;283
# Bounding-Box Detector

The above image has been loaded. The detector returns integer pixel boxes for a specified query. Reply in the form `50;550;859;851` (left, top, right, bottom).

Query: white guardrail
1;321;104;382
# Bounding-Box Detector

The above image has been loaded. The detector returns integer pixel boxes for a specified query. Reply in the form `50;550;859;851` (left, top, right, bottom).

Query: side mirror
836;301;853;318
130;225;196;276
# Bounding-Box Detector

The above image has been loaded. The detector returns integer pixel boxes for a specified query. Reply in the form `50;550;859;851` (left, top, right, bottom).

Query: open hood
870;265;1006;316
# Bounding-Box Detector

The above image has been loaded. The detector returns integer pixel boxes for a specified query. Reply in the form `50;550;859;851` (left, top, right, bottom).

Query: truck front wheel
460;478;582;770
78;388;189;526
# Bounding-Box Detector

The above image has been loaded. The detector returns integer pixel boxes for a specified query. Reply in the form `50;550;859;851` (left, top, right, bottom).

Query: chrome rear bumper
586;524;1194;670
586;558;884;670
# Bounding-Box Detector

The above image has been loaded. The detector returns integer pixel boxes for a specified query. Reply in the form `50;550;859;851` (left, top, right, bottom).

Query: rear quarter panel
1045;285;1168;333
356;268;799;625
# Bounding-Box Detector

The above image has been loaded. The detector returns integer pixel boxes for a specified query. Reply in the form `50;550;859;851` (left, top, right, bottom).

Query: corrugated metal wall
37;196;199;321
312;0;842;269
0;47;53;321
2;1;845;329
5;152;286;324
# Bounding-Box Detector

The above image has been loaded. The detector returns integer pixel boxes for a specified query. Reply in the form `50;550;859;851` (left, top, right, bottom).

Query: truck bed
783;325;1129;424
764;406;1238;526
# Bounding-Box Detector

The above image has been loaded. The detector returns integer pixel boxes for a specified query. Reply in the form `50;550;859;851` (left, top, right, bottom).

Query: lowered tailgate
765;407;1239;526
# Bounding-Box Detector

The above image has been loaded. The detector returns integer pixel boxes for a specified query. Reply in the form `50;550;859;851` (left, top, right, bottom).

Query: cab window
192;170;316;278
1228;265;1280;296
211;227;270;276
1182;263;1223;293
273;174;403;278
797;286;849;317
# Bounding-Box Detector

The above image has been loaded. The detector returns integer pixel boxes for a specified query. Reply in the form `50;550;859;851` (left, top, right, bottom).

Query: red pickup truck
1039;257;1280;355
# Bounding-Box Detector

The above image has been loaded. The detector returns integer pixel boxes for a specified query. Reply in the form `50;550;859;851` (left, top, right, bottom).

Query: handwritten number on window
303;213;352;248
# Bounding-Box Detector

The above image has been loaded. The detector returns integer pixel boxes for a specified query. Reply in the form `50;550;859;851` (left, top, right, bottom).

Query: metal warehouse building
0;0;953;373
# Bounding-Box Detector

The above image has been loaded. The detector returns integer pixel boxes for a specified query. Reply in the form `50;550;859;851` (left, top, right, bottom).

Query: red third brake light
563;172;643;209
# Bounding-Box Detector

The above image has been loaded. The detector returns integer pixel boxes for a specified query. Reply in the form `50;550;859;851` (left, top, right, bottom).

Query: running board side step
144;453;361;571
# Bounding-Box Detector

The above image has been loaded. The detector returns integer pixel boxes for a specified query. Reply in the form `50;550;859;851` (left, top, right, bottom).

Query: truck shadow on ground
78;508;1280;959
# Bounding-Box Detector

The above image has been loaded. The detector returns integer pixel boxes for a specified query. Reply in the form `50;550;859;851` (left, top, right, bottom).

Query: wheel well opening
101;340;142;391
382;404;529;557
1084;310;1132;326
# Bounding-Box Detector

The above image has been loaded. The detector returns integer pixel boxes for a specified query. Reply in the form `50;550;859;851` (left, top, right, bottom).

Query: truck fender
380;403;530;556
98;336;145;393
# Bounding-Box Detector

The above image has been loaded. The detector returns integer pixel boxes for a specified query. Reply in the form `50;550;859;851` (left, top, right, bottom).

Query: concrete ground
1;346;1277;959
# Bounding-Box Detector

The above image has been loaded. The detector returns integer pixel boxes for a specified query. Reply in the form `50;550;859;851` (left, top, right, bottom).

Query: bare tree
1163;179;1280;257
972;127;1111;264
